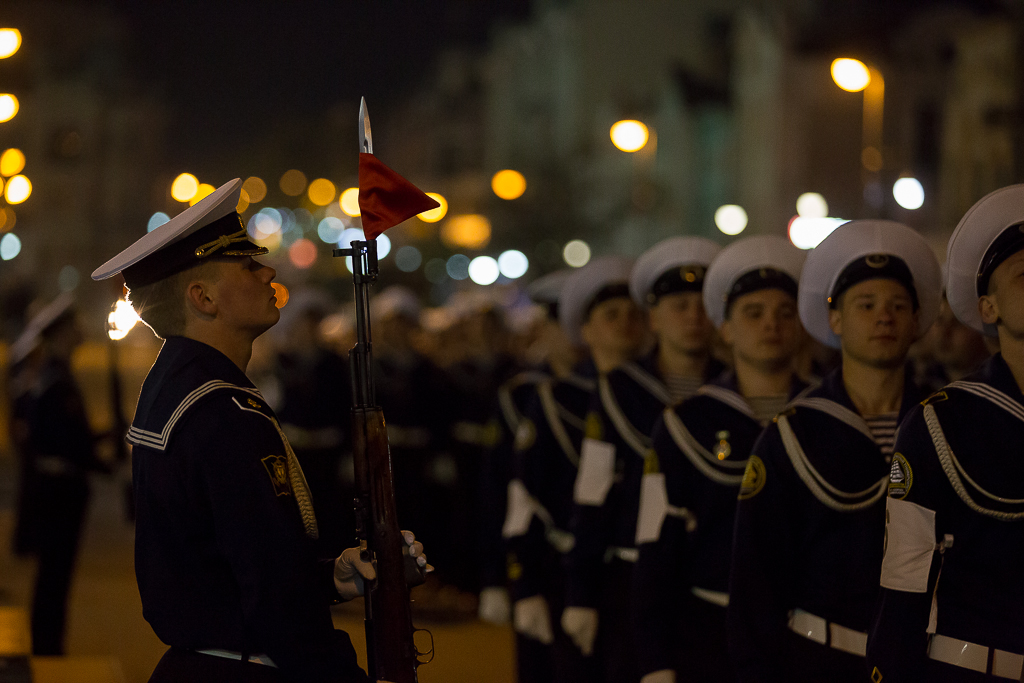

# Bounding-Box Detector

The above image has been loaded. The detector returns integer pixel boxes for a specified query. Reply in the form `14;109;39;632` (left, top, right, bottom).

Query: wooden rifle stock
351;407;418;683
338;239;423;683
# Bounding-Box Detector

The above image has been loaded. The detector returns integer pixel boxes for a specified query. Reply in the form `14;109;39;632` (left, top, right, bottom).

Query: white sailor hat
559;256;634;345
9;292;76;364
946;184;1024;335
527;269;572;319
702;236;806;328
798;220;941;349
629;236;721;307
92;178;267;289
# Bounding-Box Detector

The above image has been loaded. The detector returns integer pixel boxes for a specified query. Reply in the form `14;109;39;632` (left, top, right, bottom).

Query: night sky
113;0;529;171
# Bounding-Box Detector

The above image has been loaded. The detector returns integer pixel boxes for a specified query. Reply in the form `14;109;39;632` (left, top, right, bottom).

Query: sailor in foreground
728;220;940;682
867;185;1024;681
504;257;644;682
92;179;427;683
563;237;723;683
634;236;809;683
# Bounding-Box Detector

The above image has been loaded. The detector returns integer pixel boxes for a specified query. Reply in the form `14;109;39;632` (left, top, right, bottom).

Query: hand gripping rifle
334;239;429;683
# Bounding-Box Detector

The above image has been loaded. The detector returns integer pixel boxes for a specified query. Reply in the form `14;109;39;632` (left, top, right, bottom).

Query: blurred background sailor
11;294;110;655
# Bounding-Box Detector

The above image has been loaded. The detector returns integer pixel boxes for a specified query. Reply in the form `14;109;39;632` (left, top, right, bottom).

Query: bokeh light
0;148;25;176
171;173;199;202
396;245;423;272
289;238;318;268
189;183;215;206
236;189;250;213
441;214;491;250
271;282;290;309
317;216;345;243
308;178;337;206
563;240;591;268
339;187;361;217
377;233;392;258
610;120;649;152
469;256;500;285
788;216;849;250
446;254;471;280
714;204;748;236
0;29;22;59
280;169;307;197
796;192;828;218
338;227;364;248
491;170;527;200
4;175;30;204
107;299;140;340
147;212;170;232
58;266;79;292
0;94;18;123
0;207;14;232
498;250;529;278
242;177;267;203
0;233;21;260
418;193;448;223
893;177;925;210
248;207;283;240
831;58;871;92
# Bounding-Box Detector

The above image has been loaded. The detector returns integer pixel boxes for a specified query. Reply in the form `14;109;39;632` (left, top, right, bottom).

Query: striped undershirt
747;395;789;423
663;374;704;403
863;412;899;457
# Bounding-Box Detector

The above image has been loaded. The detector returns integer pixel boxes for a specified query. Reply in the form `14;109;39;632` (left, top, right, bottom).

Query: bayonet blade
359;97;373;154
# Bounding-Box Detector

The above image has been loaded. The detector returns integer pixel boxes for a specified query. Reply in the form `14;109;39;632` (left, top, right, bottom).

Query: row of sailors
489;184;1024;682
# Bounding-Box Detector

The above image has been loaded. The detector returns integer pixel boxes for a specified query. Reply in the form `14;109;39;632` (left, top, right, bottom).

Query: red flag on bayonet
357;153;440;240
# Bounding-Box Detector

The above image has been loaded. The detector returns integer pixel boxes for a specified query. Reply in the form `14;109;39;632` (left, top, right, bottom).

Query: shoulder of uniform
128;380;269;451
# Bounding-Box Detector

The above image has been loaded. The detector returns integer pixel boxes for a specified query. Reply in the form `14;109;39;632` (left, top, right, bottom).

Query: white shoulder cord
232;397;319;539
662;408;745;486
776;413;887;512
924;404;1024;520
537;380;580;467
620;362;674;406
696;385;755;420
498;383;521;435
786;397;876;443
598;374;651;457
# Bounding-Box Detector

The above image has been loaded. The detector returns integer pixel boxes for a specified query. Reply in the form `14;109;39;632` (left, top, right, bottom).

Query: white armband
573;438;615;506
880;497;936;593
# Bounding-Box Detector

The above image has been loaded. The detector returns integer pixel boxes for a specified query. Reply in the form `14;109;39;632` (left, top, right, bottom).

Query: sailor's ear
827;307;842;336
979;293;999;326
186;278;217;319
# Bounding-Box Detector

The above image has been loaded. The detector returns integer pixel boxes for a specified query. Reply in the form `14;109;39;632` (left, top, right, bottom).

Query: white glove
334;547;377;601
561;606;599;656
641;670;676;683
478;586;511;624
513;595;554;644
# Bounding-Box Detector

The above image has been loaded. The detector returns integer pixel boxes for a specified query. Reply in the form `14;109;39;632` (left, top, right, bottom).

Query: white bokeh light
788;216;849;250
0;233;20;260
148;212;170;233
563;240;591;268
498;250;529;279
893;178;924;210
796;193;828;218
714;205;748;235
376;233;391;258
469;256;500;285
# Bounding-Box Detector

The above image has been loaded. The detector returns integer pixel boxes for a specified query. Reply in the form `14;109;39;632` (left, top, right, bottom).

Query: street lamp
610;120;649;152
831;57;885;207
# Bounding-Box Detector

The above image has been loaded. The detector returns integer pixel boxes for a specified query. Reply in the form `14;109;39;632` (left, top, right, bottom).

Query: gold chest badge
261;455;292;497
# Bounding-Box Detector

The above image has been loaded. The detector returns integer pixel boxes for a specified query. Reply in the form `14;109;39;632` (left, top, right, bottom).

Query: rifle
334;238;428;683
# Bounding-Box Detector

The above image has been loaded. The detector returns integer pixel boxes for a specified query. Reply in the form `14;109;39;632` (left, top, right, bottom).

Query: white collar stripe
621;362;674;406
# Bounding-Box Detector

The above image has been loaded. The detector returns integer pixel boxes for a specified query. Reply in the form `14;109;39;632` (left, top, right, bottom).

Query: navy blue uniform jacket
129;337;366;683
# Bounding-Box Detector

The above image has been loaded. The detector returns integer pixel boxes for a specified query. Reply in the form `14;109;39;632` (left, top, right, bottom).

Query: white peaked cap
629;236;721;307
798;220;941;349
702;236;806;328
946;184;1024;335
92;179;260;287
559;255;634;345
